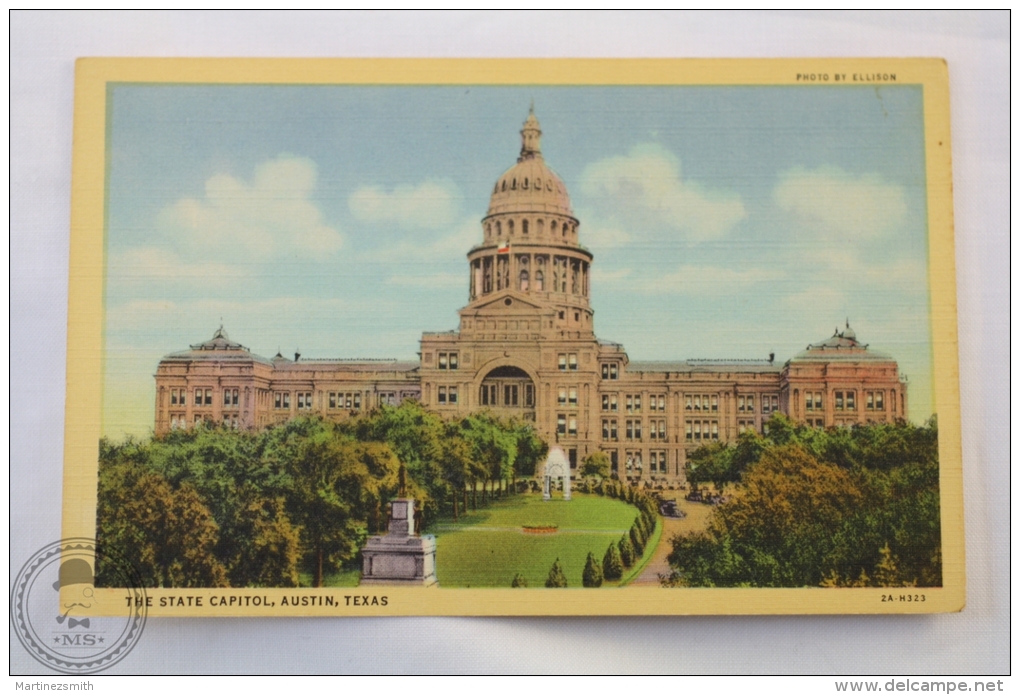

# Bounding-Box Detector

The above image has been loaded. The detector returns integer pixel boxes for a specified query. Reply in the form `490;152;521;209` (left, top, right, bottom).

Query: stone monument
542;445;571;501
361;497;438;587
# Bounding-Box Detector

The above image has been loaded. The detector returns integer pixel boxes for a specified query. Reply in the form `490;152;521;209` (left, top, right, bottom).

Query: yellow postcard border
64;58;963;616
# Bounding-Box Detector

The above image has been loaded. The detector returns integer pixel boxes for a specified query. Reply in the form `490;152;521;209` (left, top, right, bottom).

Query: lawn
431;492;642;588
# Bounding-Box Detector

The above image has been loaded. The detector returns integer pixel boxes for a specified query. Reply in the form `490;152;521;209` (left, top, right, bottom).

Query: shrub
545;558;568;588
618;536;635;568
630;523;645;556
582;551;604;588
603;543;624;581
511;572;528;588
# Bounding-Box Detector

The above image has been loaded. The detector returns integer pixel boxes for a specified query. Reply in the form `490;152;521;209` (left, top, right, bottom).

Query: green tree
96;461;228;588
582;551;604;587
511;573;529;588
285;432;401;587
602;542;624;581
618;536;635;568
512;421;547;490
220;489;302;587
545;558;568;588
630;523;645;556
438;422;473;521
581;451;611;480
353;401;444;522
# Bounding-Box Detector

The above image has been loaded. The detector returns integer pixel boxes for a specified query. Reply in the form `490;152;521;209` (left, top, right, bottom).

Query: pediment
460;292;551;318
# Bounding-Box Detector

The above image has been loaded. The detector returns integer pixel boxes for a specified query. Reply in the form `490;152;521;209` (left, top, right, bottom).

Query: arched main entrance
478;366;536;421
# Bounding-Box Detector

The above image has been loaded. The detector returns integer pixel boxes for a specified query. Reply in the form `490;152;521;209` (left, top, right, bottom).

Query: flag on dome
497;240;510;254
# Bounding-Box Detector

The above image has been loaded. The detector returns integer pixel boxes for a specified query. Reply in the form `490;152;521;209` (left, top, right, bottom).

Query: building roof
790;322;893;362
161;327;275;366
629;359;782;374
486;108;573;218
272;359;420;374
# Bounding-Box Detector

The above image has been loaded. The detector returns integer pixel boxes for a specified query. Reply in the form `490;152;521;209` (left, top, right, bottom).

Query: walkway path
631;498;715;585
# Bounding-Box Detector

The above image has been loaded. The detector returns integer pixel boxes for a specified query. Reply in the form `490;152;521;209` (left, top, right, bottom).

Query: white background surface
10;11;1009;674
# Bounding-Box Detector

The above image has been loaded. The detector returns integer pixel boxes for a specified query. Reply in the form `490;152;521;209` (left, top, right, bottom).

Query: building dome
486;109;573;217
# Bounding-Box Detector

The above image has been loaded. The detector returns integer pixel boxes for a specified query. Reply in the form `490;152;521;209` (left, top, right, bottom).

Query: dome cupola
486;107;573;218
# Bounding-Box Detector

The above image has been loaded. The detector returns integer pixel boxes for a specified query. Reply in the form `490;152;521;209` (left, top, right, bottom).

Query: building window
480;383;497;406
650;395;665;412
738;395;754;412
846;391;855;411
297;392;312;410
504;384;519;406
438;387;447;404
557;414;566;435
558;388;567;406
170;389;179;406
439;352;458;370
685;395;692;411
626;419;642;441
602;394;618;412
525;384;534;407
648;419;666;441
711;395;718;412
649;451;667;474
806;391;823;411
224;388;239;407
875;391;884;410
602;419;618;441
449;387;458;404
568;417;577;436
711;422;719;440
568;388;577;406
568;353;577;371
685;422;693;441
835;392;844;410
558;354;567;371
329;392;337;409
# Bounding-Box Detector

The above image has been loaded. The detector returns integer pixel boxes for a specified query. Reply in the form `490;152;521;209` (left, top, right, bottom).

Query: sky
102;84;933;437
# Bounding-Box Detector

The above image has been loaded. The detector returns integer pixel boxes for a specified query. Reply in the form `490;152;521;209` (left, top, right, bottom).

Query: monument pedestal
361;498;437;587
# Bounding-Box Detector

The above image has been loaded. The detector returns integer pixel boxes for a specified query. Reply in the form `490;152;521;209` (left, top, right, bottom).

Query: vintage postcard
48;59;962;624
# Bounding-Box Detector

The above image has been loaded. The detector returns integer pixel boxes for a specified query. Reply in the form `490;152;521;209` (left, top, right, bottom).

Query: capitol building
154;110;908;485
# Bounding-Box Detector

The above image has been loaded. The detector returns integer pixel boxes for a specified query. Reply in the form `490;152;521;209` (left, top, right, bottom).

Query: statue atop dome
519;103;542;161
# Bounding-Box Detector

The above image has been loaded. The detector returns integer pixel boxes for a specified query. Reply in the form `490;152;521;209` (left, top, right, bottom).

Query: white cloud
773;166;908;239
591;267;632;283
157;155;343;260
579;144;746;241
579;220;632;249
602;264;782;295
385;272;465;289
349;180;460;230
360;216;478;263
107;248;250;289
